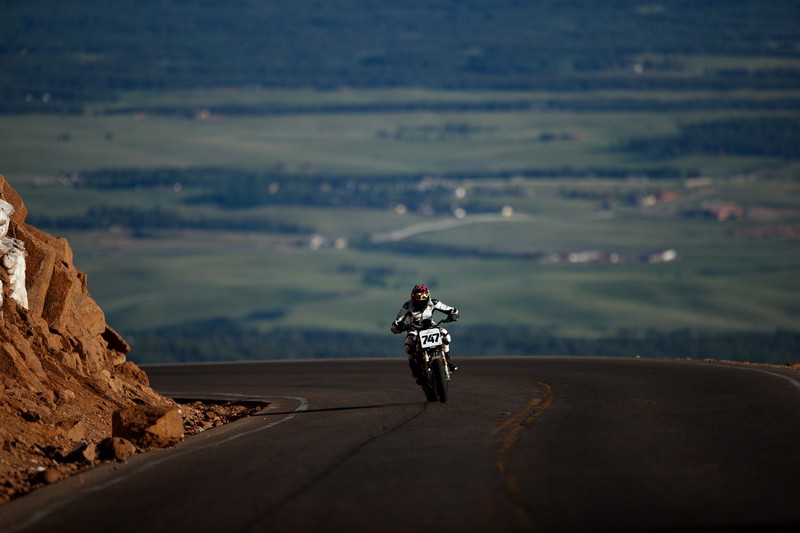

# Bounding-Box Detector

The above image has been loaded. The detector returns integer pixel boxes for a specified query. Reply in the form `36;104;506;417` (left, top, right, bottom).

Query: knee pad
440;328;451;353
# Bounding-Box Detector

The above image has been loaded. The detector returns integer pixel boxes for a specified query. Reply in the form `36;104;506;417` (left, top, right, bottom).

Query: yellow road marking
492;381;554;531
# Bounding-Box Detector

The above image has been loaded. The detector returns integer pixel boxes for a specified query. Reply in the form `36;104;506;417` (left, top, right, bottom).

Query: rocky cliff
0;175;183;504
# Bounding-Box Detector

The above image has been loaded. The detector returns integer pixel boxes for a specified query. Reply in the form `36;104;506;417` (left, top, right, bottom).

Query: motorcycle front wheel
432;358;448;403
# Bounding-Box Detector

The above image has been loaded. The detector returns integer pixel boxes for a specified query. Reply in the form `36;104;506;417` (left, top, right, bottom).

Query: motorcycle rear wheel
422;381;438;402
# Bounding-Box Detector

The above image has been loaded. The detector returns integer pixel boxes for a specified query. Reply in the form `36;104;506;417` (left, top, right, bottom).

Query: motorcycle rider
390;284;460;380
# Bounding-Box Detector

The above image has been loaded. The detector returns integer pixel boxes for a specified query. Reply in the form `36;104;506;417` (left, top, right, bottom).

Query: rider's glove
448;309;460;322
391;322;406;334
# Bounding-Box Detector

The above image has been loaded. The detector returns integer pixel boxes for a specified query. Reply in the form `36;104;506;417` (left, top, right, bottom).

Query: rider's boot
446;354;458;372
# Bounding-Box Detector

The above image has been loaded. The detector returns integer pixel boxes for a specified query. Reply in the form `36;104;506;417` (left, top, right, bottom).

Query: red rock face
0;175;175;504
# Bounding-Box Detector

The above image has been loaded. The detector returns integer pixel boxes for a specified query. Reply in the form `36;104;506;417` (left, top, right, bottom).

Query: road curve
1;357;799;533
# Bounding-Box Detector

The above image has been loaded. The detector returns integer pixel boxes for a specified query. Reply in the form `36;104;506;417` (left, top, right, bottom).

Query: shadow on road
254;401;424;417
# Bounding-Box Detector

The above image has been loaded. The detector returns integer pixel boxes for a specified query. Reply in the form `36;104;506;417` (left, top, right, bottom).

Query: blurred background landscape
1;0;798;363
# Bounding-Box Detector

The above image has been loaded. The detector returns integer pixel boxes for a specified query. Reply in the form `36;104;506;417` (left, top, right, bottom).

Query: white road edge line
736;367;800;391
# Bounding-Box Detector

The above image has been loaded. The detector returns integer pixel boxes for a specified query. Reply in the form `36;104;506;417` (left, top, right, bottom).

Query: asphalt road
2;357;799;533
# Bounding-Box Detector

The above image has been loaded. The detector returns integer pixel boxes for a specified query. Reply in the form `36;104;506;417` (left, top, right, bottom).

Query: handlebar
403;312;456;331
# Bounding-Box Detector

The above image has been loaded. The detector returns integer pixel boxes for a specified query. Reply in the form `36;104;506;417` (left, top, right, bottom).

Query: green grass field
4;88;794;183
1;87;799;360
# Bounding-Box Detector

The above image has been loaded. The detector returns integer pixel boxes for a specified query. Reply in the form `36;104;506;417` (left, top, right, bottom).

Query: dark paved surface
1;357;799;532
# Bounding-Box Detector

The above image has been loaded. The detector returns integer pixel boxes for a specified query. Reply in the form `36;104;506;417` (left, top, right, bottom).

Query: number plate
419;328;442;349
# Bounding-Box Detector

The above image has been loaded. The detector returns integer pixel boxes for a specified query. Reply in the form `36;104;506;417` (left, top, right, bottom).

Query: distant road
370;211;614;243
370;213;530;243
2;357;799;532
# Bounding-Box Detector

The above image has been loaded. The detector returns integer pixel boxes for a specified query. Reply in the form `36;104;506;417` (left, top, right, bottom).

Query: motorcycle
410;317;456;403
